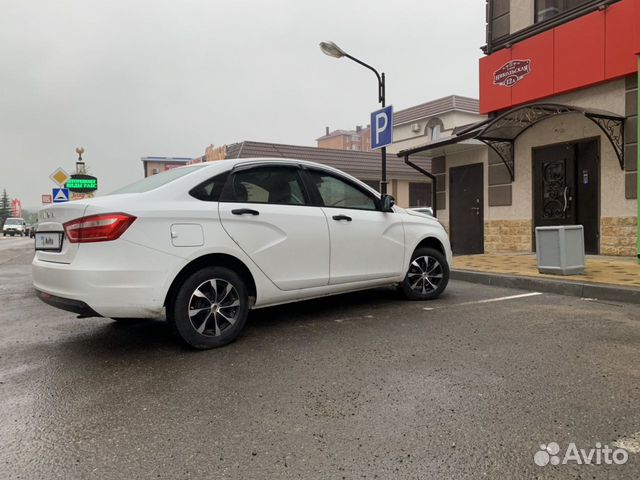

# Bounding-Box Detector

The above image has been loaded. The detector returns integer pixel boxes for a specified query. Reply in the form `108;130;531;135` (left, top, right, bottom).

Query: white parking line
424;292;543;310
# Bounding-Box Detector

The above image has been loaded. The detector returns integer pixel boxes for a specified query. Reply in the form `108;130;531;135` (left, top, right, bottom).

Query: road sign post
371;106;393;150
371;105;393;194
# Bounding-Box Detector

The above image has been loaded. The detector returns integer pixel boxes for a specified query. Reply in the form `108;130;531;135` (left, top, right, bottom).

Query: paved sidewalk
453;253;640;289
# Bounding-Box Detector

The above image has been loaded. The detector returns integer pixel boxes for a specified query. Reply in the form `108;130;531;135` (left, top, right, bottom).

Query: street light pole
320;41;388;195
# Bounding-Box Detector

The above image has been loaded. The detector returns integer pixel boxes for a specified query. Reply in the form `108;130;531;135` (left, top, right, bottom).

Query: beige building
398;0;638;257
389;95;485;215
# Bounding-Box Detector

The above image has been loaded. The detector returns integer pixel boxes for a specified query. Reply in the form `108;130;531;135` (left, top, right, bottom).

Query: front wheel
400;247;449;300
168;266;249;349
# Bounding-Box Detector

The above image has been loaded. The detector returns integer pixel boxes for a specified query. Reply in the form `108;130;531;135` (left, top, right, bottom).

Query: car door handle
232;208;259;216
332;215;352;222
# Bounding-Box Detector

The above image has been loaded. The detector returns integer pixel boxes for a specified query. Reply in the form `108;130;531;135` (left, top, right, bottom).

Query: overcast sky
1;0;485;208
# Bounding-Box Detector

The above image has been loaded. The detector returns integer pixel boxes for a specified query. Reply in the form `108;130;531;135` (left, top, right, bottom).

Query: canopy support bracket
585;114;625;169
404;155;437;217
480;139;514;181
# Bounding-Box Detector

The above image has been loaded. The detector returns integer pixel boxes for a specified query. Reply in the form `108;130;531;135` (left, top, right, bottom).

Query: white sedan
33;158;451;349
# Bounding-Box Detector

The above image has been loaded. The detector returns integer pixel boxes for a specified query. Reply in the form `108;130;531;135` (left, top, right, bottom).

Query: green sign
66;175;98;193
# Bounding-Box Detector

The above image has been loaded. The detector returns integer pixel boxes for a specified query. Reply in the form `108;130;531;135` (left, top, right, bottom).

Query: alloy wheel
188;278;241;337
406;256;444;294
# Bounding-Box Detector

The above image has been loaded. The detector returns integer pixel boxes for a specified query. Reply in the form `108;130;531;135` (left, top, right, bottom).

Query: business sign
52;188;69;203
493;59;532;87
49;167;70;187
41;194;52;204
11;199;22;218
66;175;98;193
371;105;393;150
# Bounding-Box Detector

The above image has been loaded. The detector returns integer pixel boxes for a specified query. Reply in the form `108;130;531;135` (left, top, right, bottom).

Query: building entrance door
450;163;484;254
533;140;599;254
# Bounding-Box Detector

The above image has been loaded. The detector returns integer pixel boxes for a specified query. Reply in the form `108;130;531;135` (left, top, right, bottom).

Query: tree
0;189;12;225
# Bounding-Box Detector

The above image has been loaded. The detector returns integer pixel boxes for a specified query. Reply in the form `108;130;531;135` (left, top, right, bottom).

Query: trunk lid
36;202;90;264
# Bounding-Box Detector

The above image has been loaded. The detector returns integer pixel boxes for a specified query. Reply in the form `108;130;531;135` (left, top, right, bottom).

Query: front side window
221;166;306;205
308;170;378;211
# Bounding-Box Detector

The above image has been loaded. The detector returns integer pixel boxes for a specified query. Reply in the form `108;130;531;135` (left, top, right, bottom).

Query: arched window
425;118;444;141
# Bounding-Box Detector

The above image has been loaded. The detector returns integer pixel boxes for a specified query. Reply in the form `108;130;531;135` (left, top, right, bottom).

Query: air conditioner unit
411;123;421;133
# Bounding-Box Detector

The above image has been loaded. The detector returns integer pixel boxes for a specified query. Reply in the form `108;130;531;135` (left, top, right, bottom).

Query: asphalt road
1;236;640;479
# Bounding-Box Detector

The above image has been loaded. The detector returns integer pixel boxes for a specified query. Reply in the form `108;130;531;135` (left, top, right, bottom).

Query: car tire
400;247;449;300
168;266;249;349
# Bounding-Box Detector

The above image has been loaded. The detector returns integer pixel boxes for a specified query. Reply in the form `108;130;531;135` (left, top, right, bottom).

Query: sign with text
66;175;98;193
493;59;532;87
41;194;52;204
370;105;393;150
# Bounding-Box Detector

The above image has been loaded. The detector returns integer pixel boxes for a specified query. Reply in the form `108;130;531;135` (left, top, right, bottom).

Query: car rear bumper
35;290;102;317
32;241;183;318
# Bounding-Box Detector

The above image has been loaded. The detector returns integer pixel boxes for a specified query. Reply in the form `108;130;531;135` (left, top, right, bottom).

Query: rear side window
110;165;206;195
190;173;229;202
221;166;307;205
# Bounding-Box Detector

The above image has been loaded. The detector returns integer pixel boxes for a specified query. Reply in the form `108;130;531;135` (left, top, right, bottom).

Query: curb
451;269;640;305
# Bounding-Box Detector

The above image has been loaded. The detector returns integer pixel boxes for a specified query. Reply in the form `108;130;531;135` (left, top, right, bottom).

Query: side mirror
381;194;395;211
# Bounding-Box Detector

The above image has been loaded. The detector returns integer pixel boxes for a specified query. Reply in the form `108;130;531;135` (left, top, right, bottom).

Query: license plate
35;232;63;252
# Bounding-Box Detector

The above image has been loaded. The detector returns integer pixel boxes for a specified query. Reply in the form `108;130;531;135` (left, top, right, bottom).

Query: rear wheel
400;247;449;300
168;266;249;349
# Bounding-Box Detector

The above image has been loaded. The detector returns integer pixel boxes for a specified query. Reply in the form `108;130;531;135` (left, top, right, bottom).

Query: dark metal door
450;163;484;255
575;140;600;254
533;144;576;228
533;141;599;254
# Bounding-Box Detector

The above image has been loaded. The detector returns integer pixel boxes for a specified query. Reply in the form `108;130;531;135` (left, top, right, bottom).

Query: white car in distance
33;159;452;349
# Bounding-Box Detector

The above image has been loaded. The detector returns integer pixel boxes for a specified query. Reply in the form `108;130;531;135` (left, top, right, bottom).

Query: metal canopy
397;103;625;181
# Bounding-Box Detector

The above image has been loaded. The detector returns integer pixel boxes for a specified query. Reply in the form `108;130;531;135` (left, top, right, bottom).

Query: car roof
194;157;347;173
193;157;374;185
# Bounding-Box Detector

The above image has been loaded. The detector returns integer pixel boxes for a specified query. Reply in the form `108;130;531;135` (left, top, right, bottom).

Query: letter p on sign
370;105;393;150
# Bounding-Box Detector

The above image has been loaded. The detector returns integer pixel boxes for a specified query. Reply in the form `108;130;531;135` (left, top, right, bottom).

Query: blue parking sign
370;105;393;150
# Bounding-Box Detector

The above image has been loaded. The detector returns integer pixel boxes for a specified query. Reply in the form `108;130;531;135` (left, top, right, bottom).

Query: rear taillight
64;213;136;243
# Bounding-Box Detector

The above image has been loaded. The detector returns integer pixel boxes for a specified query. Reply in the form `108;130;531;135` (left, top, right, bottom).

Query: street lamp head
319;41;346;59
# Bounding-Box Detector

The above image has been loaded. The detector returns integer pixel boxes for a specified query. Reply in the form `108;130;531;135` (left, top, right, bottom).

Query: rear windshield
110;165;206;195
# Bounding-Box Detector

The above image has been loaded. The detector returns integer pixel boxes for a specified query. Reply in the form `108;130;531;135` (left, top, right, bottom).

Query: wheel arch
413;236;446;257
164;253;258;309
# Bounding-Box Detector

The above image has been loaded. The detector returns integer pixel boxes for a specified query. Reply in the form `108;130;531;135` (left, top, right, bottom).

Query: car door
303;168;405;285
218;164;330;291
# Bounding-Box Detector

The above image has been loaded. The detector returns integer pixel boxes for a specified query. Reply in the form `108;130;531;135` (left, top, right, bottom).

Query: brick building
316;125;371;151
